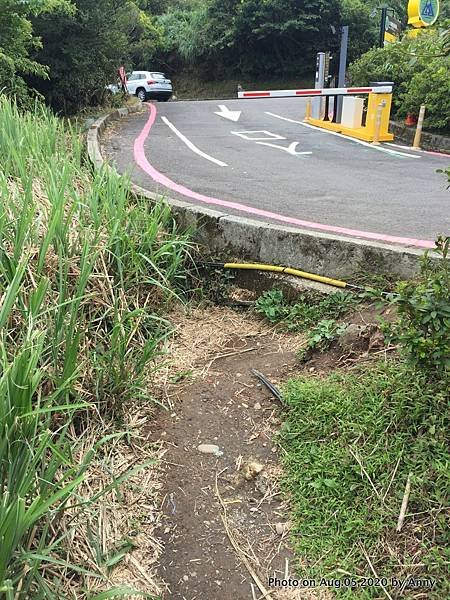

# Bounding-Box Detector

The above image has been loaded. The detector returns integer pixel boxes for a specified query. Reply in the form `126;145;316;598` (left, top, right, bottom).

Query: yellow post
304;99;311;121
372;100;386;145
413;105;426;149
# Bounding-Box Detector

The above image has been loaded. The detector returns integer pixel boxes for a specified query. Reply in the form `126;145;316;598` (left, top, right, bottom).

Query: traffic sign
408;0;440;27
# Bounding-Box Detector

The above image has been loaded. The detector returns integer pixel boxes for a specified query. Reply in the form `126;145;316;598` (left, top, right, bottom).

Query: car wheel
136;88;147;102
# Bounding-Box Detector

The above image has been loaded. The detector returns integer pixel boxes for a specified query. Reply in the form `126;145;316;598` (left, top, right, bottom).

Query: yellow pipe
222;262;348;289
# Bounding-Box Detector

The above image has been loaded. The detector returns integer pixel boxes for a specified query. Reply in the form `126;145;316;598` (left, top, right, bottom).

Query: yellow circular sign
408;0;440;27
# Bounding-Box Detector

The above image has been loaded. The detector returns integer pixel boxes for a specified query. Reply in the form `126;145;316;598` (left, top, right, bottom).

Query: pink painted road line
133;103;435;249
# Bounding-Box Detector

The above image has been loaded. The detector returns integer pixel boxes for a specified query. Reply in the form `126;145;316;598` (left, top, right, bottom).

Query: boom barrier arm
238;86;393;99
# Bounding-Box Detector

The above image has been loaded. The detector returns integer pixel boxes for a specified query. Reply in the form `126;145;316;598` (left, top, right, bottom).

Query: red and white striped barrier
238;86;392;99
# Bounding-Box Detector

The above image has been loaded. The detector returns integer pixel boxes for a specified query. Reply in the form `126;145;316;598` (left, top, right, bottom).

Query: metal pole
379;7;387;48
413;105;426;149
312;52;325;120
336;25;349;123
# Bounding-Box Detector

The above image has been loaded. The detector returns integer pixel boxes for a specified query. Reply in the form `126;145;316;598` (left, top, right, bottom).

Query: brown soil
148;306;330;599
144;301;392;599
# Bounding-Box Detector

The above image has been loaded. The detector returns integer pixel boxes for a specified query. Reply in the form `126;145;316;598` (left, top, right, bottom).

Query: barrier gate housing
237;86;394;143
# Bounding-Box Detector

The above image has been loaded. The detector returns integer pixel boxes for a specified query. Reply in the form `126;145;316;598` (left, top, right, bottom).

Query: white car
126;71;172;102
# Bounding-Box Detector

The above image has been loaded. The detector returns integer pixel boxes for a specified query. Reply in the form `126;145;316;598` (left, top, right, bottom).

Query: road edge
87;105;434;279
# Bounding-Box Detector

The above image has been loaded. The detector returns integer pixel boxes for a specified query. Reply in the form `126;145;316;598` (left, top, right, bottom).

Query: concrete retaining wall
389;121;450;153
87;105;435;280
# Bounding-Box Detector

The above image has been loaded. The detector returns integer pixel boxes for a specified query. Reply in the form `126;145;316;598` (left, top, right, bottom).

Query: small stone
254;402;262;410
243;461;264;480
197;444;223;457
309;366;315;373
183;575;189;582
275;522;285;535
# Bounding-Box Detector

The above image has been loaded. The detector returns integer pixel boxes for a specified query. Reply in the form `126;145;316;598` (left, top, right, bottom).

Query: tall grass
0;97;191;597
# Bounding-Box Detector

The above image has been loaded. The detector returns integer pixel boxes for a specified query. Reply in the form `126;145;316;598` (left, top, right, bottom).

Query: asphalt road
105;97;450;247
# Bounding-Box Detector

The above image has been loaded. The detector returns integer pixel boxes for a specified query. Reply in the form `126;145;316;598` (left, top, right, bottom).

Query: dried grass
154;304;304;408
53;409;165;599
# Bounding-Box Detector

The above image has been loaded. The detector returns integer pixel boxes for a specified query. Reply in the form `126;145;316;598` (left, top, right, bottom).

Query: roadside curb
86;100;143;169
87;105;434;279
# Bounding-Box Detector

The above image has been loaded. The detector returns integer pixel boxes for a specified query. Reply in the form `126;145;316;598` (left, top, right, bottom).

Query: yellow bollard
304;99;312;121
413;105;426;149
372;100;386;145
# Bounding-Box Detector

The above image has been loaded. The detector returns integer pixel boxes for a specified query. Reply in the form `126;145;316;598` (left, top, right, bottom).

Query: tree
0;0;72;103
159;0;342;79
348;26;450;130
32;0;163;112
341;0;377;63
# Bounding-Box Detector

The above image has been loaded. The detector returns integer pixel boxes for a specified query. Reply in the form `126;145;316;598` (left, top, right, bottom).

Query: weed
255;288;357;330
200;267;235;304
254;289;288;322
298;319;349;359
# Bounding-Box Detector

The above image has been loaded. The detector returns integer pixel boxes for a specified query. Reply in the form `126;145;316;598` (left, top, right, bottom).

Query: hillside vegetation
3;0;448;123
0;97;190;598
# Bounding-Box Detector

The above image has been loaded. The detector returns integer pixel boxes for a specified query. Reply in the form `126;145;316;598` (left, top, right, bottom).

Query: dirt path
150;307;326;599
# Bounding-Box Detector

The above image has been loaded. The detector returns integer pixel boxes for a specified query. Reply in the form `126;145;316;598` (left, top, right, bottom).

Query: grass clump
255;289;357;330
0;97;190;597
280;361;449;598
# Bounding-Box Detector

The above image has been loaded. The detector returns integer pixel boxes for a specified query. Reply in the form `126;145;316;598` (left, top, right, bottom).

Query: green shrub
388;236;450;376
300;318;348;357
348;27;450;130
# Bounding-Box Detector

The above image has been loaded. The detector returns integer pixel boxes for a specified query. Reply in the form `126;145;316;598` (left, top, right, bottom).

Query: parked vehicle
126;71;172;101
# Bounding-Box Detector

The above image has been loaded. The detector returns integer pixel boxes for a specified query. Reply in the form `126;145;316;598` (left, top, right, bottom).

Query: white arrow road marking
265;111;421;159
256;141;312;156
161;116;227;167
215;104;242;122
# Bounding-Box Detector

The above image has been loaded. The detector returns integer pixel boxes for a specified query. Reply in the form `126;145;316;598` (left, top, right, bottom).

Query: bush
388;236;450;376
348;27;450;131
255;289;357;330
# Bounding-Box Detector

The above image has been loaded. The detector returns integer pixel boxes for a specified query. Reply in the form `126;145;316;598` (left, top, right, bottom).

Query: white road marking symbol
161;116;228;167
231;130;285;141
265;111;421;159
256;141;312;156
215;104;242;122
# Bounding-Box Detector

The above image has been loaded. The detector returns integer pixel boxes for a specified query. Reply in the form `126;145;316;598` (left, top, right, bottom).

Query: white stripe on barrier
238;86;392;99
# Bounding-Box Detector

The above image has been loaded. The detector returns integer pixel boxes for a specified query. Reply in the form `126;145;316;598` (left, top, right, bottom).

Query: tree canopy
1;0;449;127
